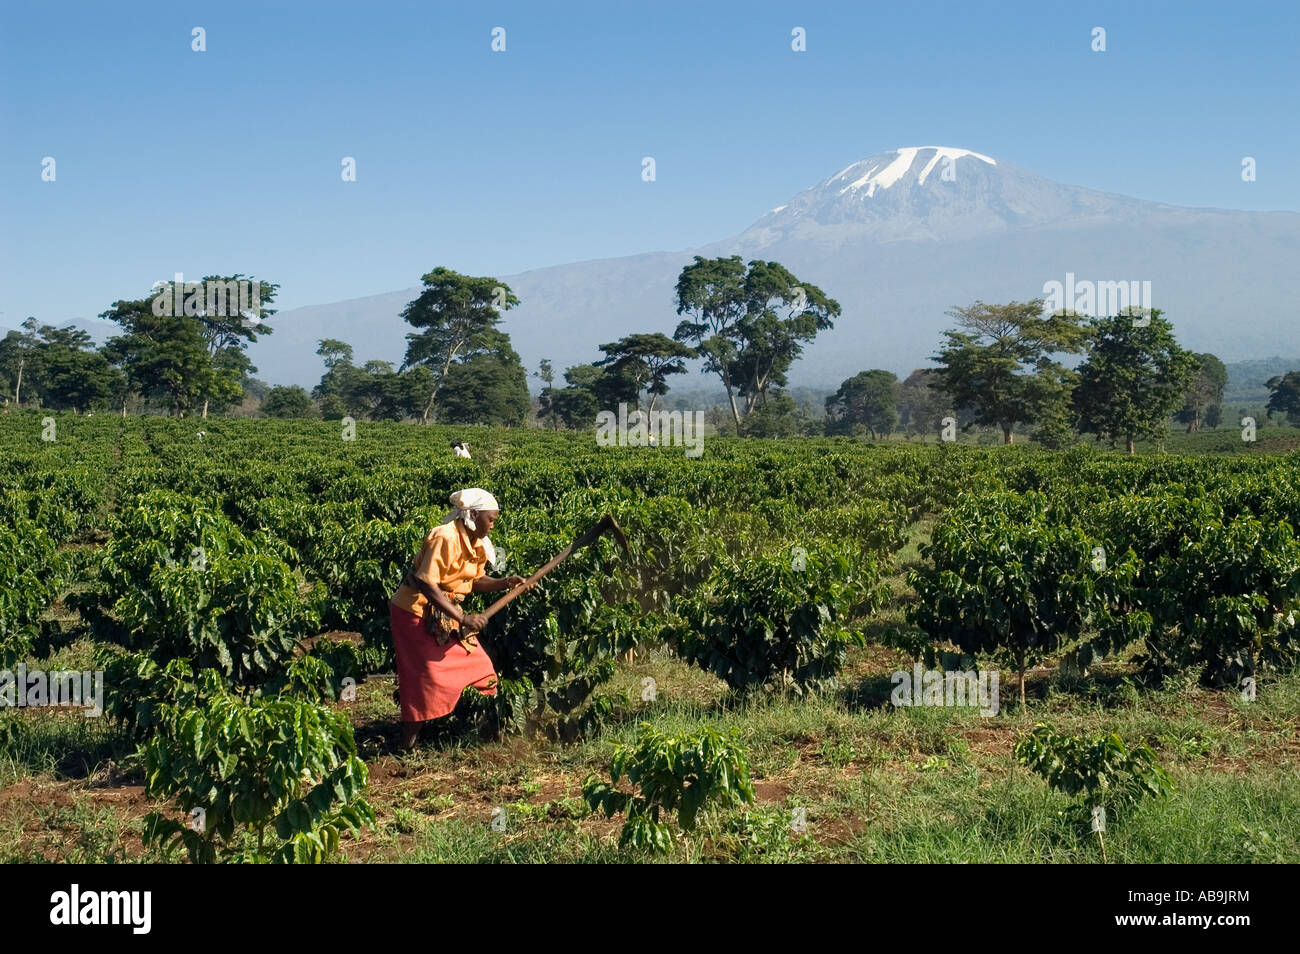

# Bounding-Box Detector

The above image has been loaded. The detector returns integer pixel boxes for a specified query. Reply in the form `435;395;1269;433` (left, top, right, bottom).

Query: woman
389;488;528;750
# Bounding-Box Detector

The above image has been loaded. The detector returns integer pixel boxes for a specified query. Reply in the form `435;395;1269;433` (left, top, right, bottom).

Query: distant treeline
3;261;1299;452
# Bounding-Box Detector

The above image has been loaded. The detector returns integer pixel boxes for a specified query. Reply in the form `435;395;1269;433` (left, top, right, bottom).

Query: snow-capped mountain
732;146;1175;248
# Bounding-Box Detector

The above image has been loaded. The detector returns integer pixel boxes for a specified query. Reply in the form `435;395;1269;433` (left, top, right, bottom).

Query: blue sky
2;0;1297;328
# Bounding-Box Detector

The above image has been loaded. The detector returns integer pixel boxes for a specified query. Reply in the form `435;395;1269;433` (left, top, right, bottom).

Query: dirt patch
295;629;364;655
0;777;157;862
816;812;867;848
753;780;792;804
0;778;76;814
960;726;1016;756
365;755;413;783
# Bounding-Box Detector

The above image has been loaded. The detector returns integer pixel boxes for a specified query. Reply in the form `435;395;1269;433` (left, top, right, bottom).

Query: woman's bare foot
399;721;421;751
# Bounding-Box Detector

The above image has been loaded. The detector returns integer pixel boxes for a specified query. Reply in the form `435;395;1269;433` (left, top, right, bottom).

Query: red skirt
390;604;498;722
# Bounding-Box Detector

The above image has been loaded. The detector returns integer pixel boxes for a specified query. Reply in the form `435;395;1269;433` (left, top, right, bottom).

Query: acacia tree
824;370;899;438
595;333;695;414
534;359;559;429
0;318;40;405
673;256;837;433
189;275;277;418
1073;309;1197;454
1175;352;1228;433
100;277;273;417
400;267;520;424
1266;370;1300;425
933;300;1087;444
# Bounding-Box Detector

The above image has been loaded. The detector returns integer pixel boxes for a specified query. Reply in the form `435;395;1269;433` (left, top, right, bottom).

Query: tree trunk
1126;435;1135;455
726;388;741;433
420;386;436;426
422;350;462;426
14;356;22;406
201;398;209;419
1002;425;1013;444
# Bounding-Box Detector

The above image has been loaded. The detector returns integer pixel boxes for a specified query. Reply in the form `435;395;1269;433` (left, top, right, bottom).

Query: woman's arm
414;577;466;624
471;575;527;594
407;533;468;624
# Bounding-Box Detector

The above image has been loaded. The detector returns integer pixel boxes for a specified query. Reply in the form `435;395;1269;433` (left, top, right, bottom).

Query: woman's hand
501;575;528;591
460;613;490;634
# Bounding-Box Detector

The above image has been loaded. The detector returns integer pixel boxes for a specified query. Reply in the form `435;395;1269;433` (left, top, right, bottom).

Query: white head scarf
444;488;499;565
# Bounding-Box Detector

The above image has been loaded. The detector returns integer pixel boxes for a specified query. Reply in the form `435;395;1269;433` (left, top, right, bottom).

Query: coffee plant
583;722;755;853
1015;722;1173;858
669;547;879;695
142;665;375;864
909;491;1144;703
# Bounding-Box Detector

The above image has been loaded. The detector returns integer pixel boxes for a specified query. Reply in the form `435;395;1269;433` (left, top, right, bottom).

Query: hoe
480;513;629;622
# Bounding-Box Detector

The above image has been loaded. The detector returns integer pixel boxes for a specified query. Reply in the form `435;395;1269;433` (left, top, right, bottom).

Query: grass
7;635;1297;863
346;660;1300;864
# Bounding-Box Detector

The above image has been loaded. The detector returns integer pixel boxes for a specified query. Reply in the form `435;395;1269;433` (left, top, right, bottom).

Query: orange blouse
389;520;490;629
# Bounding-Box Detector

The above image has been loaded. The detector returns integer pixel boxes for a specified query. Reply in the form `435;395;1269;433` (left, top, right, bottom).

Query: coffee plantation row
2;412;1298;860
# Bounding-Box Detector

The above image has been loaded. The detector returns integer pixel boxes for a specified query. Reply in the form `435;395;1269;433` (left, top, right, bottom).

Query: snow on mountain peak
832;146;997;196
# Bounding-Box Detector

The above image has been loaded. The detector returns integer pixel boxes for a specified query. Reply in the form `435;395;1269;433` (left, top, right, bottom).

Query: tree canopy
1072;309;1198;454
98;276;275;417
673;256;838;433
824;370;899;439
401;267;520;424
595;333;695;413
435;329;530;426
932;300;1087;444
1266;370;1300;425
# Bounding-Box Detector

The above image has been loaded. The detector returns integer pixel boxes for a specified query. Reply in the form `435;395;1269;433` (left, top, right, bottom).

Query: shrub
1014;722;1173;858
481;520;644;737
112;552;320;688
909;491;1142;703
142;665;374;863
583;723;755;853
670;547;877;696
0;520;60;667
1137;512;1300;687
310;516;425;656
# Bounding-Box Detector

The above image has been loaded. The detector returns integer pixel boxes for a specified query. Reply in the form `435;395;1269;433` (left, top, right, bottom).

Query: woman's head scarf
444;488;499;565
